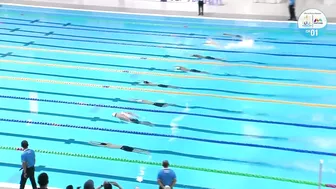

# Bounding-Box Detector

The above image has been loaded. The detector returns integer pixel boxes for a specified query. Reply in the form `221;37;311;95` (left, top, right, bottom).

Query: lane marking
1;59;335;89
0;76;335;108
0;45;335;74
28;92;38;113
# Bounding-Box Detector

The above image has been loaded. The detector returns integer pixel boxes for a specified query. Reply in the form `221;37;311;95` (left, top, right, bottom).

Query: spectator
84;180;94;189
20;140;37;189
37;173;48;189
96;181;122;189
67;185;80;189
157;160;176;189
288;0;297;21
198;0;204;16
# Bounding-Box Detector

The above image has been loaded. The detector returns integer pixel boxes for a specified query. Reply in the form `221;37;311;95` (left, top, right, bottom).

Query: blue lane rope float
1;118;335;156
1;95;335;130
1;41;336;74
0;27;192;47
0;146;323;187
0;22;334;47
1;15;336;40
1;32;336;60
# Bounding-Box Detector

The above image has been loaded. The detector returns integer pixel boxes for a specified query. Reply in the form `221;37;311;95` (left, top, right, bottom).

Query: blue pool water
0;4;336;189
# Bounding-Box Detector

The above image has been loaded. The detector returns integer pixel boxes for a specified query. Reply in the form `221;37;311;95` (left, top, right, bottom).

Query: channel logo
314;18;323;24
301;15;312;27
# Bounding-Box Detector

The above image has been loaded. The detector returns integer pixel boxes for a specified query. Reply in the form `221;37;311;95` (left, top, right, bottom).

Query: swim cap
112;113;117;117
164;186;171;189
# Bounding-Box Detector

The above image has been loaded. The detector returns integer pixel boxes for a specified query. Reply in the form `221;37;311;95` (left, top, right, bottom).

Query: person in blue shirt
288;0;297;21
20;140;37;189
157;160;177;189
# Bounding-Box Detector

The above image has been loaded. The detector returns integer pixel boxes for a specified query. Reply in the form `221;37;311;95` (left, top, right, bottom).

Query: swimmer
204;38;220;47
174;66;209;74
132;99;171;107
138;80;179;89
89;141;150;155
191;54;224;61
223;33;243;39
112;111;154;126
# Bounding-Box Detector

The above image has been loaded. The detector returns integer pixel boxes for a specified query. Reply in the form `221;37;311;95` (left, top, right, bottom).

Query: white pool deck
1;0;336;22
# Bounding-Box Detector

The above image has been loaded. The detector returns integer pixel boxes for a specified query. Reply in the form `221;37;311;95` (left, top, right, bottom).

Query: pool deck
1;0;336;22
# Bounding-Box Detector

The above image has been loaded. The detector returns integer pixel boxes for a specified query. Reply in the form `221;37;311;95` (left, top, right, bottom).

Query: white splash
312;113;325;122
169;103;190;140
136;166;146;182
223;39;255;49
311;137;336;150
243;124;262;140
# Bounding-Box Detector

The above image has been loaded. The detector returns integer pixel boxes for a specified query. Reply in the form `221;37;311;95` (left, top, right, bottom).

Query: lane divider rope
1;59;335;89
0;118;335;156
1;15;335;36
0;95;335;130
0;45;335;74
0;146;324;186
1;76;336;108
2;33;336;60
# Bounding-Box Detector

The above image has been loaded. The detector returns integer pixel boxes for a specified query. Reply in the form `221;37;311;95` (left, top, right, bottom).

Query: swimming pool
1;4;336;189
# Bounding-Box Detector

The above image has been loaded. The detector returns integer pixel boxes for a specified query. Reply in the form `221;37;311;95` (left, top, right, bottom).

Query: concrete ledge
0;182;61;189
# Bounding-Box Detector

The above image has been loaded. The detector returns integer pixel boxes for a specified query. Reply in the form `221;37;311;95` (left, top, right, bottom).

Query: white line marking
29;92;38;113
2;2;335;24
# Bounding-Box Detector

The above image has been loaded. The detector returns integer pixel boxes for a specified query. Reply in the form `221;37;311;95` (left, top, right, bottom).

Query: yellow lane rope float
0;76;335;108
0;45;335;74
1;59;335;90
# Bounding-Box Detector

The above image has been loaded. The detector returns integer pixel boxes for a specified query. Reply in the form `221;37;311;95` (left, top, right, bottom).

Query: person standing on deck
198;0;204;16
288;0;297;21
20;140;37;189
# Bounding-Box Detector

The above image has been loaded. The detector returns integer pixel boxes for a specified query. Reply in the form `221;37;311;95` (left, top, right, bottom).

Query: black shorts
130;118;140;124
153;102;167;107
120;146;134;152
158;84;169;88
190;69;201;73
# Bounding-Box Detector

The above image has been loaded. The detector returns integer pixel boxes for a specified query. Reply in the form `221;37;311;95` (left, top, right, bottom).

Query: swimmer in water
174;66;209;74
191;54;224;61
132;99;171;107
223;33;243;39
112;112;154;126
89;141;150;155
138;80;179;89
204;38;221;47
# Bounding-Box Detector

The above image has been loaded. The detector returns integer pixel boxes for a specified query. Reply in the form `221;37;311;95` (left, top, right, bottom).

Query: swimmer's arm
170;85;180;89
133;148;151;155
96;185;103;189
109;182;122;189
106;144;122;149
124;112;139;117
